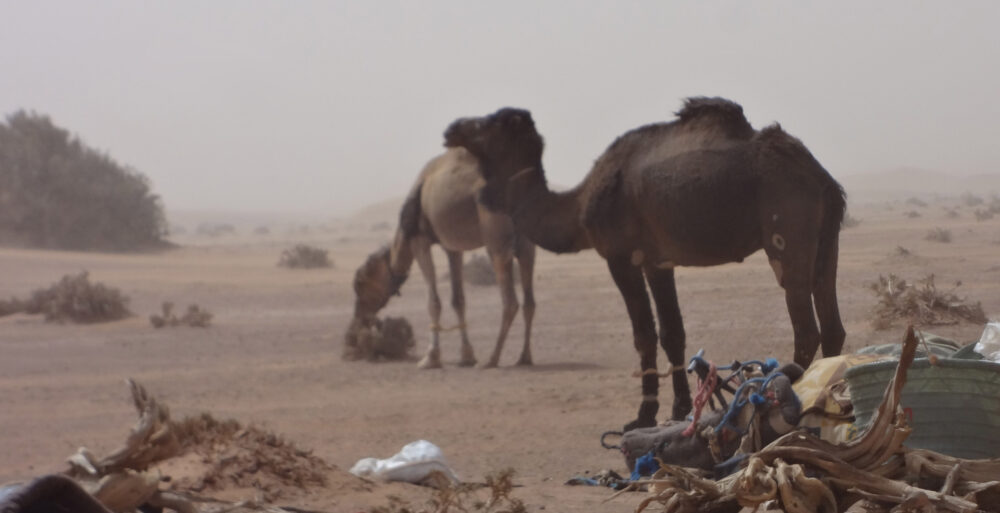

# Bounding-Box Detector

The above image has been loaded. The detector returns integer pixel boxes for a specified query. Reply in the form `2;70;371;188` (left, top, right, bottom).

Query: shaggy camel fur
352;147;536;368
443;98;846;430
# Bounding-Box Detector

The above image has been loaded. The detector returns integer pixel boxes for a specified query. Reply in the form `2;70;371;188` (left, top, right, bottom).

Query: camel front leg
412;237;443;369
644;265;692;421
483;250;519;368
607;256;659;431
445;250;476;366
515;240;536;366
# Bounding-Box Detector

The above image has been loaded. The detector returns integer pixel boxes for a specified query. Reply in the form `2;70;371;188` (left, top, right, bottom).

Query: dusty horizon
3;2;999;218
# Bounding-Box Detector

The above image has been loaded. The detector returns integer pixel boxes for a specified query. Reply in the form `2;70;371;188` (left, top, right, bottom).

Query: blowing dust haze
2;1;999;219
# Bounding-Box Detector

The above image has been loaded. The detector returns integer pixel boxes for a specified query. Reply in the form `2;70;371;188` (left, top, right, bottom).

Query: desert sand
1;190;999;512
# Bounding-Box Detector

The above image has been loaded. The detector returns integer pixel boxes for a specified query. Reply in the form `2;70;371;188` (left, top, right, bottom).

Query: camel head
352;245;407;322
443;107;545;210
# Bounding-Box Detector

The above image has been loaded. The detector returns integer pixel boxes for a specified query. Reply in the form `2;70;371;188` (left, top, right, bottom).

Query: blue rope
714;372;787;435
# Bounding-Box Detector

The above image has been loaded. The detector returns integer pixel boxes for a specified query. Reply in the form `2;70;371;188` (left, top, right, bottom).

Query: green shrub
0;111;168;251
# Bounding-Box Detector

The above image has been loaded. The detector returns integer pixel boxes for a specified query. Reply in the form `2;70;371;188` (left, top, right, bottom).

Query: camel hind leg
412;237;444;369
483;248;519;368
813;230;845;358
514;240;536;366
445;250;477;366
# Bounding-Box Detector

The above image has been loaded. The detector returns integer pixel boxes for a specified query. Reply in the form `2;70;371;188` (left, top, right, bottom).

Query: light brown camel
442;98;846;431
351;147;536;369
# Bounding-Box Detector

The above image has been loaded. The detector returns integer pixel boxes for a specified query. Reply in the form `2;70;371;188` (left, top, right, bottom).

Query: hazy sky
2;2;998;217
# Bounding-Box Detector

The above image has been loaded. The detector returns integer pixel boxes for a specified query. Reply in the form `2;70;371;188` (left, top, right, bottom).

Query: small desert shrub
925;227;952;243
943;208;960;219
868;273;986;330
961;192;984;207
150;301;212;328
195;223;236;237
905;197;928;208
253;225;270;235
841;213;861;228
974;209;995;221
905;210;921;219
279;244;333;269
458;253;519;286
0;271;131;323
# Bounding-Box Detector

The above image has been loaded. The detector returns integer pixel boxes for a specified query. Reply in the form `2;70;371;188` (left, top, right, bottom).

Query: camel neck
506;168;591;254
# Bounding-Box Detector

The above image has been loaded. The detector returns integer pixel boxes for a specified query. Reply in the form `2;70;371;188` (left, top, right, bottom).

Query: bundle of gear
604;350;807;479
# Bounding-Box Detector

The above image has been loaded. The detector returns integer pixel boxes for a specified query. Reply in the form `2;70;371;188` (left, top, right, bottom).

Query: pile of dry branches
868;274;987;330
343;316;415;361
617;327;1000;513
0;271;131;323
61;380;342;512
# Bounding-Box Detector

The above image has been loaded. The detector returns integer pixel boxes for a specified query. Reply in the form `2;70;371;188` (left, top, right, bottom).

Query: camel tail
815;175;846;282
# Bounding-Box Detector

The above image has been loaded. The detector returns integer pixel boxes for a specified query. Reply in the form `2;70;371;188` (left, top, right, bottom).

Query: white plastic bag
349;440;459;484
974;321;1000;363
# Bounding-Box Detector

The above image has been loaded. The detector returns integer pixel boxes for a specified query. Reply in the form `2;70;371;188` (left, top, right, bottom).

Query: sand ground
1;196;998;512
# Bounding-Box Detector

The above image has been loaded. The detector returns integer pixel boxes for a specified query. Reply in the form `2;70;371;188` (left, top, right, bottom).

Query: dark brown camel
442;98;846;430
351;147;536;368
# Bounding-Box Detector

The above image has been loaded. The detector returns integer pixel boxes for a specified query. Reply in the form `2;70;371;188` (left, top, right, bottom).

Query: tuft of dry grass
904;210;921;218
370;468;526;513
150;301;213;328
924;227;952;243
279;244;333;269
841;213;861;228
0;271;131;323
868;273;987;330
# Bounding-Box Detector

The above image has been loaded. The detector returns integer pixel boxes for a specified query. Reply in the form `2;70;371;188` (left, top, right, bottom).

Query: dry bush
195;223;236;237
905;197;928;208
278;244;333;269
343;316;415;361
0;271;131;323
841;213;861;228
925;227;952;242
868;273;987;330
975;208;995;221
150;301;213;328
944;208;960;219
0;111;168;251
904;210;921;218
253;225;270;235
171;412;331;502
962;192;984;207
457;253;519;286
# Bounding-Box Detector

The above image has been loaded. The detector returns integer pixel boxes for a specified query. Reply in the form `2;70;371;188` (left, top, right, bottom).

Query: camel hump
675;97;752;134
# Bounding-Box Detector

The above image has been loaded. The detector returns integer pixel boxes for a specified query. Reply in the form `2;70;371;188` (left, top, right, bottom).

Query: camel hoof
457;357;477;368
417;356;442;369
515;356;533;366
